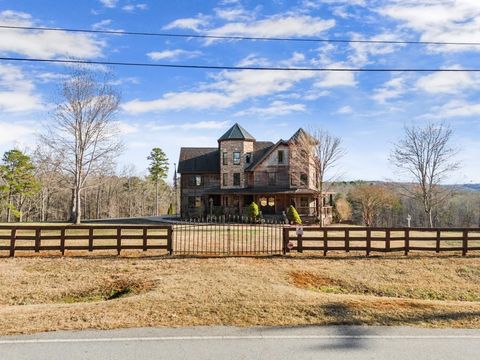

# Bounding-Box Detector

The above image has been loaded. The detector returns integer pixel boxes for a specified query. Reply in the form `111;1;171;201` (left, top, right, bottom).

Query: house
177;123;334;223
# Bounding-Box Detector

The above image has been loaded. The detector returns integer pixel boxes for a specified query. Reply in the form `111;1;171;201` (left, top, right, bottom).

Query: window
245;153;252;164
222;152;228;165
233;152;241;165
188;196;201;208
300;172;308;186
300;197;309;208
223;173;228;186
301;149;308;159
268;172;276;186
278;150;284;164
233;173;241;186
188;175;202;186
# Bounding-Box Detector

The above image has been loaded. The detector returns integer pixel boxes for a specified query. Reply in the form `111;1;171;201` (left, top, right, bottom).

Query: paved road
2;326;480;359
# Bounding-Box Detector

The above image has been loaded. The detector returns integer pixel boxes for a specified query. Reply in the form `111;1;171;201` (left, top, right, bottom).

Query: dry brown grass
1;254;480;335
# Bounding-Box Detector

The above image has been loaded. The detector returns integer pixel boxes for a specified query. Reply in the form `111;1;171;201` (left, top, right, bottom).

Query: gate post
282;226;290;254
167;226;173;255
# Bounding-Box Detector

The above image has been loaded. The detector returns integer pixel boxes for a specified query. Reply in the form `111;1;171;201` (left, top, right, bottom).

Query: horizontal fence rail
0;225;172;257
284;227;480;256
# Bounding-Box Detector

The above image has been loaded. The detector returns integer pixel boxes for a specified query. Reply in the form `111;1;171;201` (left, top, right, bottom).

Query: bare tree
40;67;123;224
294;128;345;226
390;122;460;227
349;183;398;226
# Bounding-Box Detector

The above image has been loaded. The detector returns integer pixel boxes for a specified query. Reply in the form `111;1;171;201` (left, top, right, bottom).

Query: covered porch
201;188;333;223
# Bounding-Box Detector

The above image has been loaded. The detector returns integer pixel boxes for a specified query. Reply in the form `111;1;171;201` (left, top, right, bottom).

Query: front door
259;196;275;215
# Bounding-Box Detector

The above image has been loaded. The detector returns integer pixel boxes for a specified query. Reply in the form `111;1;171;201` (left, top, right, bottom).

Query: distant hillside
462;184;480;191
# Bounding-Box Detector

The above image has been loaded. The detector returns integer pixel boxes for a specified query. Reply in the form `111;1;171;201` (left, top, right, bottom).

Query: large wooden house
177;124;333;223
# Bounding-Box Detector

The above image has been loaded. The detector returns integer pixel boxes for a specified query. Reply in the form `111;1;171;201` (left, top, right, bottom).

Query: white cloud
214;6;256;21
379;0;480;52
163;16;210;32
372;76;406;103
207;15;335;39
0;64;43;112
416;67;480;94
147;49;202;61
348;33;404;66
123;68;314;114
123;91;235;113
314;68;356;88
0;121;36;147
99;0;118;8
147;120;230;131
236;54;271;67
235;101;306;117
0;10;104;58
421;100;480;119
165;14;335;40
337;105;353;114
122;4;148;12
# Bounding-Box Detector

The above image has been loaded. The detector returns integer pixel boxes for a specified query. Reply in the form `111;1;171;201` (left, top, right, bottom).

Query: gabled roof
246;140;288;171
218;123;255;142
178;147;219;173
289;128;317;144
245;141;275;170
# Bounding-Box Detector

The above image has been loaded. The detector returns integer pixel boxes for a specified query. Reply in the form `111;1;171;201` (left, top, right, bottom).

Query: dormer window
245;152;252;164
233;152;241;165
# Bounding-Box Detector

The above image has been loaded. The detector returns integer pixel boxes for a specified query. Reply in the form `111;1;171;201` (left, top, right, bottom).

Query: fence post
88;227;94;252
323;229;327;256
436;230;441;253
116;227;121;255
282;226;289;254
298;232;303;253
405;229;410;256
366;228;371;256
60;228;66;256
142;227;148;252
35;228;41;253
9;227;16;257
386;229;390;252
345;229;350;253
462;229;468;256
167;226;173;255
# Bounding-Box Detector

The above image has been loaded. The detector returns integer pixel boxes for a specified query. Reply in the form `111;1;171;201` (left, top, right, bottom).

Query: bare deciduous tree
40;67;123;224
348;183;398;226
390;122;460;227
294;128;345;226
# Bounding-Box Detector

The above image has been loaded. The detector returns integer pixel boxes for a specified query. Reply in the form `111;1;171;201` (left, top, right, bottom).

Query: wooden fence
283;226;480;256
0;225;172;257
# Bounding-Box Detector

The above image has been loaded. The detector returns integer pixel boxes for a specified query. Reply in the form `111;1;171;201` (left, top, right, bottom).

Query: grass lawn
1;254;480;335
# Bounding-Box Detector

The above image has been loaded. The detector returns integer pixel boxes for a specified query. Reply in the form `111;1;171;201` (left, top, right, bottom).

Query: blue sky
1;0;480;183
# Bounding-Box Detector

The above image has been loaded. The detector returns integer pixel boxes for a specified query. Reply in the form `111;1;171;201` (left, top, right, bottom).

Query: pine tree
147;148;169;216
0;150;40;222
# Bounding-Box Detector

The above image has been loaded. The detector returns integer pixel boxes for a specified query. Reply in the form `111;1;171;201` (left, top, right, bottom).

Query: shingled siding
252;144;290;187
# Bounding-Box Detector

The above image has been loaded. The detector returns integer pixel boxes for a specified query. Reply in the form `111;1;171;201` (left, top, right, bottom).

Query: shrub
287;205;302;225
246;202;260;220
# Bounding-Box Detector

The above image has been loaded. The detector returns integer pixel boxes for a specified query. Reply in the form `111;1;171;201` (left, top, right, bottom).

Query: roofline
246;139;289;171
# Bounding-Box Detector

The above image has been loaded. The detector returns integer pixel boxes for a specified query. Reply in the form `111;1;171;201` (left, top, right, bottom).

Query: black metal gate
172;216;284;256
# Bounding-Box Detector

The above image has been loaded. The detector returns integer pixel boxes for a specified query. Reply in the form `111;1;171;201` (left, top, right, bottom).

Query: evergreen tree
287;205;302;225
147;148;169;216
0;150;40;222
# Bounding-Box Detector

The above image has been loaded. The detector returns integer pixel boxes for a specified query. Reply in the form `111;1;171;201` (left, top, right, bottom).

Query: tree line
0;67;172;223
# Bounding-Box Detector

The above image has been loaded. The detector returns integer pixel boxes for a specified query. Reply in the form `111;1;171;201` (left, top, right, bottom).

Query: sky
0;0;480;184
